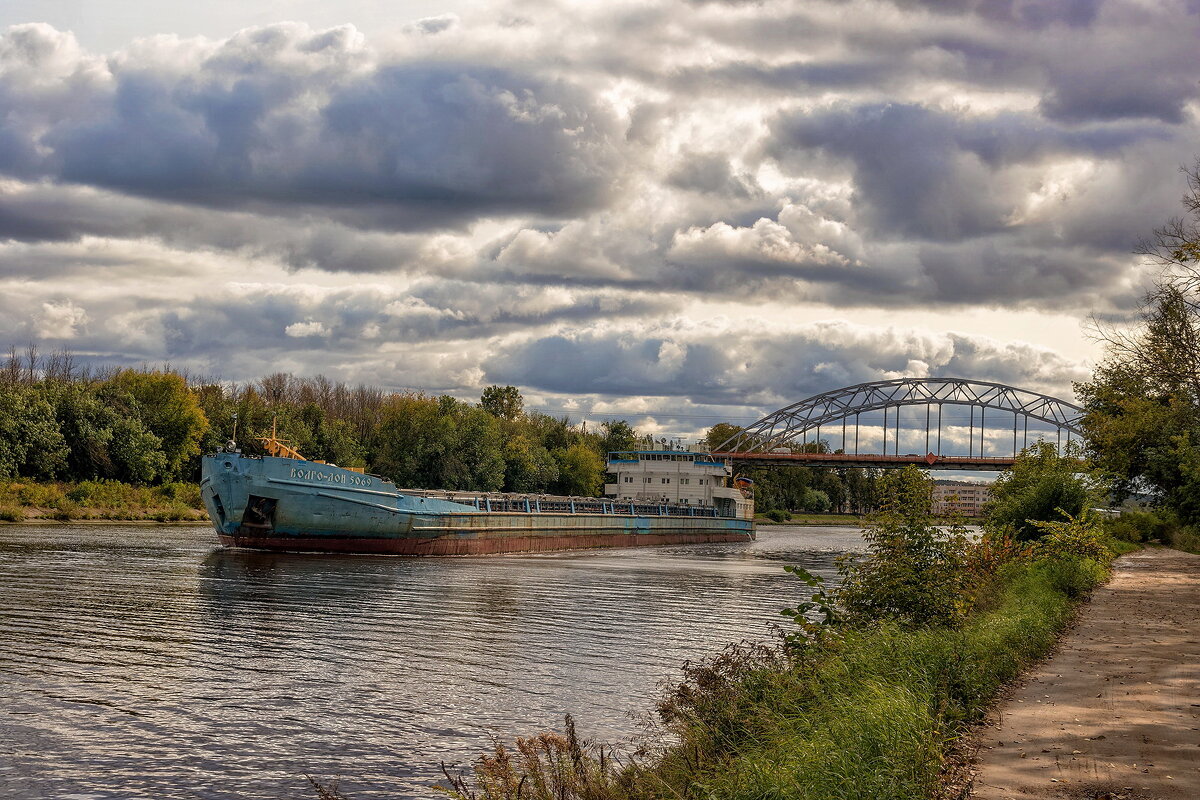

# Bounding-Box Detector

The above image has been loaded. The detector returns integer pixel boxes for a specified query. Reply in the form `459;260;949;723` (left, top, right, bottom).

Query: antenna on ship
228;411;239;452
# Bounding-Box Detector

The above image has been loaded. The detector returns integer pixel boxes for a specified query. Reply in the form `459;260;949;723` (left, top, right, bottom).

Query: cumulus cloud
486;321;1086;407
36;300;88;339
767;103;1167;242
284;320;328;338
0;22;623;227
0;0;1196;433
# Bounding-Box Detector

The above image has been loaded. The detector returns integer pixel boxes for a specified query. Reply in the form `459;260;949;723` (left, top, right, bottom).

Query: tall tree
1078;160;1200;519
0;385;69;479
985;442;1096;540
554;444;604;496
102;370;208;480
599;420;638;454
705;422;742;451
480;385;524;421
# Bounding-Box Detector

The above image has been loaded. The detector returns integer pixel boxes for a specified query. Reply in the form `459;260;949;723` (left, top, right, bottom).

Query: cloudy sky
0;0;1196;441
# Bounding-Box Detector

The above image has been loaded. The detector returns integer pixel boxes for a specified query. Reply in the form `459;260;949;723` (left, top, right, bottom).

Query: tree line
0;362;627;496
0;351;884;510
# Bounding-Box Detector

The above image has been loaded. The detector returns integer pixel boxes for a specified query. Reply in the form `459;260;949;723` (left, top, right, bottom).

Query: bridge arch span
716;377;1083;457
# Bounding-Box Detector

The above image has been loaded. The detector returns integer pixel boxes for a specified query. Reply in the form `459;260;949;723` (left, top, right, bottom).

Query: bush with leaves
780;565;841;647
985;441;1097;541
1028;510;1112;562
835;465;974;628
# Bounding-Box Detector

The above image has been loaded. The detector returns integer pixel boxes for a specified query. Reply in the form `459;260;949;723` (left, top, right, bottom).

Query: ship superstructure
605;450;753;518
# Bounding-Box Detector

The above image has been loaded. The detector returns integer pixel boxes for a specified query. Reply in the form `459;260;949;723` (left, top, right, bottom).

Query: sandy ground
970;548;1200;800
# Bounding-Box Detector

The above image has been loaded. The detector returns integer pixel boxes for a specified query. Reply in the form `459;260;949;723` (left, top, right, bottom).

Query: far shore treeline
0;349;880;513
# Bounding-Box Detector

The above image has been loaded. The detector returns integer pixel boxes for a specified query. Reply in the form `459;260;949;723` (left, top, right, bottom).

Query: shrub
65;483;93;503
159;481;202;508
151;502;198;522
985;441;1098;541
1103;509;1173;543
49;500;79;521
1029;510;1112;563
0;506;23;522
14;481;65;508
836;466;974;628
1165;525;1200;554
1021;557;1106;599
764;509;792;523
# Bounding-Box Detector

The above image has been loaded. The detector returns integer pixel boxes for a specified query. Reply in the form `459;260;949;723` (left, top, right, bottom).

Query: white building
605;450;754;519
932;481;992;517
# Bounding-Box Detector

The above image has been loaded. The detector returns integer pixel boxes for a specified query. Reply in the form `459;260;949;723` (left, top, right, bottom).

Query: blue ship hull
200;454;754;555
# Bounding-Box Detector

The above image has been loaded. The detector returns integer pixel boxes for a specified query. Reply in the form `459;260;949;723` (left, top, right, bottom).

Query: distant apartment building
932;481;992;517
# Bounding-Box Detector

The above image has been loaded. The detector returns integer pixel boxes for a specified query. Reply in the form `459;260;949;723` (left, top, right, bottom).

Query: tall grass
0;479;205;521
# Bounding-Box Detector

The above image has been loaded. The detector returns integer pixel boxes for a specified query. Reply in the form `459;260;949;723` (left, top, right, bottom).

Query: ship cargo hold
200;445;754;555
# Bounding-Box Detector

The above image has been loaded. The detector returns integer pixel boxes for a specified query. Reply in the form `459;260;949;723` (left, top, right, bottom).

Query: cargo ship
199;430;754;555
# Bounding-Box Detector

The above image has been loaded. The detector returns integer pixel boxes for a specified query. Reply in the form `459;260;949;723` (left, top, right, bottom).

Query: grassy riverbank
645;555;1128;799
421;462;1136;800
0;479;205;522
431;551;1128;800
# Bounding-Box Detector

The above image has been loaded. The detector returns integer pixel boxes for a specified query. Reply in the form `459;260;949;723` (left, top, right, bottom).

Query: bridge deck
712;452;1016;470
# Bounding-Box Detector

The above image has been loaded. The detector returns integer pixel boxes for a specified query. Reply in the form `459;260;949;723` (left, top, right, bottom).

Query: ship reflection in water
0;524;864;799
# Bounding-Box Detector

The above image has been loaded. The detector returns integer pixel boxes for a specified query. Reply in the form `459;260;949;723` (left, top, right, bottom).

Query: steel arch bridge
714;377;1084;471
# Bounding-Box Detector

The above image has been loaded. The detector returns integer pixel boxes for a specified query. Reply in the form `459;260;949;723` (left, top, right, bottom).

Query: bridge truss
716;377;1084;459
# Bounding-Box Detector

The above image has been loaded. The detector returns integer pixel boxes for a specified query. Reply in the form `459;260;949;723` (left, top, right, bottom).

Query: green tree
836;465;972;627
374;394;504;491
705;422;742;451
503;435;559;492
1078;161;1200;522
554;444;604;496
107;416;168;484
314;418;366;468
1077;360;1193;506
480;385;524;421
0;385;69;479
47;382;117;480
449;401;506;491
985;441;1096;540
599;420;639;455
102;370;208;480
801;488;831;513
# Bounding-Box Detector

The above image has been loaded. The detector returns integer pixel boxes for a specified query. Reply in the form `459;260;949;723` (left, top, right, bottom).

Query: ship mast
257;418;305;460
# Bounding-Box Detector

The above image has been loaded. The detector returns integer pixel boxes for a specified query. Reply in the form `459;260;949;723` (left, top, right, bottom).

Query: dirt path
970;547;1200;800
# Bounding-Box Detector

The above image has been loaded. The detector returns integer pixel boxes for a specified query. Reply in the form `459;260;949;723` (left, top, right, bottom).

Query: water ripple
0;524;862;799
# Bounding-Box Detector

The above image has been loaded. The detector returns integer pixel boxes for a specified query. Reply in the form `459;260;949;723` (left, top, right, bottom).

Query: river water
0;523;864;800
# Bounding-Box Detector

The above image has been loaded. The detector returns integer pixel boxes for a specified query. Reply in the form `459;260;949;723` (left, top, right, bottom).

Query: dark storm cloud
486;326;1085;406
154;283;672;360
768;102;1167;242
1038;68;1198;125
912;241;1122;305
888;0;1102;29
667;151;759;198
0;23;622;228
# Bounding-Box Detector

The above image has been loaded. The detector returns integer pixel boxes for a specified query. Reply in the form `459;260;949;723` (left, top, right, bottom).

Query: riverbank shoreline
0;479;207;523
966;547;1200;799
755;514;866;526
0;518;210;525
